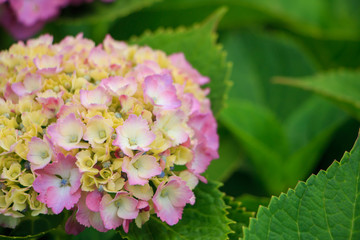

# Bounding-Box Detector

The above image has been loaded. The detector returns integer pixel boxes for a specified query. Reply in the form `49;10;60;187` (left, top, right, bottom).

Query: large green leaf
220;31;347;194
243;132;360;240
290;34;360;70
276;70;360;120
119;181;232;240
222;31;315;120
221;98;346;194
220;100;287;193
110;0;360;41
130;8;232;116
43;0;160;43
0;213;65;240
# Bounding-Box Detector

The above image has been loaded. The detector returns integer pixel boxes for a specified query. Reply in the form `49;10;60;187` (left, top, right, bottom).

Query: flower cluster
0;34;219;233
0;0;113;40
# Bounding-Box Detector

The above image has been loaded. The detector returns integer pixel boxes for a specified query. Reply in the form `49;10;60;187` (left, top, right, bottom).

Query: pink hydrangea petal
86;190;102;212
46;186;81;214
65;211;85;235
115;195;138;220
32;174;61;202
34;55;63;75
123;153;161;185
33;153;82;209
122;156;147;186
154;110;189;146
80;86;111;109
143;73;181;109
47;113;88;151
122;219;131;233
135;155;162;179
26;34;53;47
100;194;123;230
169;53;209;85
153;176;194;225
88;46;110;68
27;137;52;170
166;177;195;207
4;83;19;103
77;193;108;232
187;143;215;174
76;196;91;227
113;114;155;157
153;190;182;226
90;212;108;232
188;112;219;152
100;76;137;97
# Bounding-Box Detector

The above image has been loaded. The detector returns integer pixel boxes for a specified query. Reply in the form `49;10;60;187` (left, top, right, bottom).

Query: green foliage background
1;0;360;239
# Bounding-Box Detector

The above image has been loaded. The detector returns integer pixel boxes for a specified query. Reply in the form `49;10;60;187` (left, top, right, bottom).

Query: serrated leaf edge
241;130;360;239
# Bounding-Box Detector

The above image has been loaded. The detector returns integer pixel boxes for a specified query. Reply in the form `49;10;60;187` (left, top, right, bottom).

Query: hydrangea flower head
0;34;218;234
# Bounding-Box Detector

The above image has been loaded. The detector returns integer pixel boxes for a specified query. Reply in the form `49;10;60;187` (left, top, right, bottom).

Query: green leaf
220;100;288;193
224;196;254;240
130;8;232;116
221;98;347;194
276;70;360;120
110;0;360;42
222;31;315;120
290;34;360;70
119;181;232;240
43;0;160;43
220;31;347;194
0;213;65;239
283;96;347;183
243;132;360;240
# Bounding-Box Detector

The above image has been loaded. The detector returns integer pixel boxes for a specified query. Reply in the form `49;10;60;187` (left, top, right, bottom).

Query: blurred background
1;0;360;238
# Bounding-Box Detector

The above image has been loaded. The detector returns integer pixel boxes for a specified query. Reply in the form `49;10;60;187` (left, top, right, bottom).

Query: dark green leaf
276;70;360;120
220;32;347;194
243;132;360;240
0;213;65;240
110;0;360;42
44;0;160;43
221;31;315;120
220;100;288;193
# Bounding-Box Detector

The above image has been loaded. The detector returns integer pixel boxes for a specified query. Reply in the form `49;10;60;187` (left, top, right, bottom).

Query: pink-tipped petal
46;186;81;214
27;137;52;170
169;53;209;85
86;190;102;212
80;86;112;109
143;73;181;109
153;176;195;225
122;153;162;186
47;113;88;151
65;211;85;235
100;76;137;97
113;114;155;157
100;194;123;230
115;194;138;220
